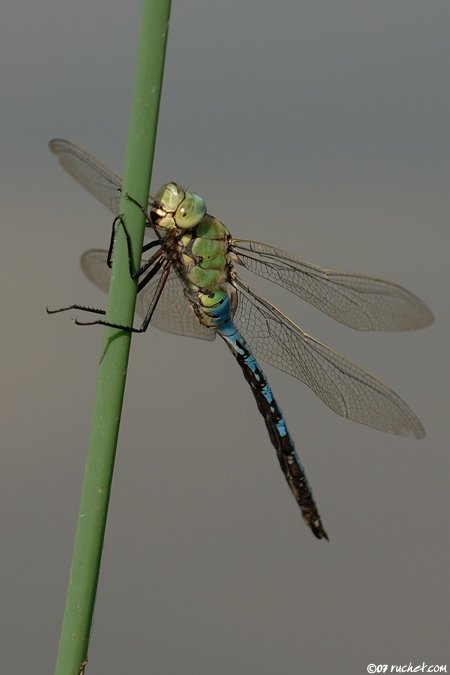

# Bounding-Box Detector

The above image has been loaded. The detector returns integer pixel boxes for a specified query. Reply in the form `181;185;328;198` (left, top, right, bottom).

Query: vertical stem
54;2;172;674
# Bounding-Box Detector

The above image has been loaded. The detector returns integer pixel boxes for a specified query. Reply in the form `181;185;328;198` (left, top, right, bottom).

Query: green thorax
151;182;233;328
179;214;230;292
151;182;231;294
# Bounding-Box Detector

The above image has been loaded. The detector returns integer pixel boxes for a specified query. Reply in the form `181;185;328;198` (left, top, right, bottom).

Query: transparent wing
138;273;216;341
81;250;216;341
232;240;433;331
50;139;125;214
232;278;425;439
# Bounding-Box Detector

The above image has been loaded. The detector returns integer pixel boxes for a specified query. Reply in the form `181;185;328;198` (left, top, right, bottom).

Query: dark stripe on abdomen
219;322;328;540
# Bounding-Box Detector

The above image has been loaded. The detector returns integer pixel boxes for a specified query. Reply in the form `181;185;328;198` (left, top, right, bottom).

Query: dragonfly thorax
151;182;207;231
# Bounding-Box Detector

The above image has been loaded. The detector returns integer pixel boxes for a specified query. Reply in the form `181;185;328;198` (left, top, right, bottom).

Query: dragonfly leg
74;316;146;333
46;304;106;317
134;248;164;284
123;192;153;224
137;256;165;292
142;240;161;253
48;251;167;331
74;262;171;333
107;214;160;279
137;262;171;331
107;214;123;269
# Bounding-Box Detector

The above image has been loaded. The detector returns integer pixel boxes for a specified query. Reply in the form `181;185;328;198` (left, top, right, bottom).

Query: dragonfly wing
232;239;433;331
81;250;215;341
138;270;216;341
50;139;124;214
233;278;425;438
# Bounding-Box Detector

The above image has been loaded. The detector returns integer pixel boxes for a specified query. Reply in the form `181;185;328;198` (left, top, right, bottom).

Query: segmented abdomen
218;318;328;540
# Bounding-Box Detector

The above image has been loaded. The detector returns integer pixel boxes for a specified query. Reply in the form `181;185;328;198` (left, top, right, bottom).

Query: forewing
232;240;433;331
233;278;425;438
81;250;215;341
50;139;124;214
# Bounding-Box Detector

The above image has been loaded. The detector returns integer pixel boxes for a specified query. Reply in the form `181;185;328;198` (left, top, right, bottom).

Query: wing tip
410;424;426;440
400;298;434;331
392;410;426;440
48;138;70;155
419;306;434;329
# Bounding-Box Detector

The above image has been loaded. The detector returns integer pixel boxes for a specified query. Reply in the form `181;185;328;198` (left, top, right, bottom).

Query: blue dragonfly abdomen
219;316;328;539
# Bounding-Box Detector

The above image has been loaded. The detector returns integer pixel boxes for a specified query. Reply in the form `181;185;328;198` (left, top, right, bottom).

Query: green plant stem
54;2;171;674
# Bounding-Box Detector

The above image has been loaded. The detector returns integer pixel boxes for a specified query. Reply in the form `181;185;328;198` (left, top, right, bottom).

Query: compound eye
154;182;184;213
175;192;207;229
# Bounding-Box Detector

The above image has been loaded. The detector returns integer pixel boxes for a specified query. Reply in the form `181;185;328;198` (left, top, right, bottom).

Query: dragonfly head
152;182;207;230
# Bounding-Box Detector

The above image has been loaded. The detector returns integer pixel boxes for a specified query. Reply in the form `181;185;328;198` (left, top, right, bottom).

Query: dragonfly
48;139;433;540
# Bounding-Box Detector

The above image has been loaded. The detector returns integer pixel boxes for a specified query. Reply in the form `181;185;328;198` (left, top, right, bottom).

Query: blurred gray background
1;1;448;673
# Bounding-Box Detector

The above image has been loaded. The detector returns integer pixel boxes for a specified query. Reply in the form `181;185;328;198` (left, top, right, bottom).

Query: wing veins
233;277;425;438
